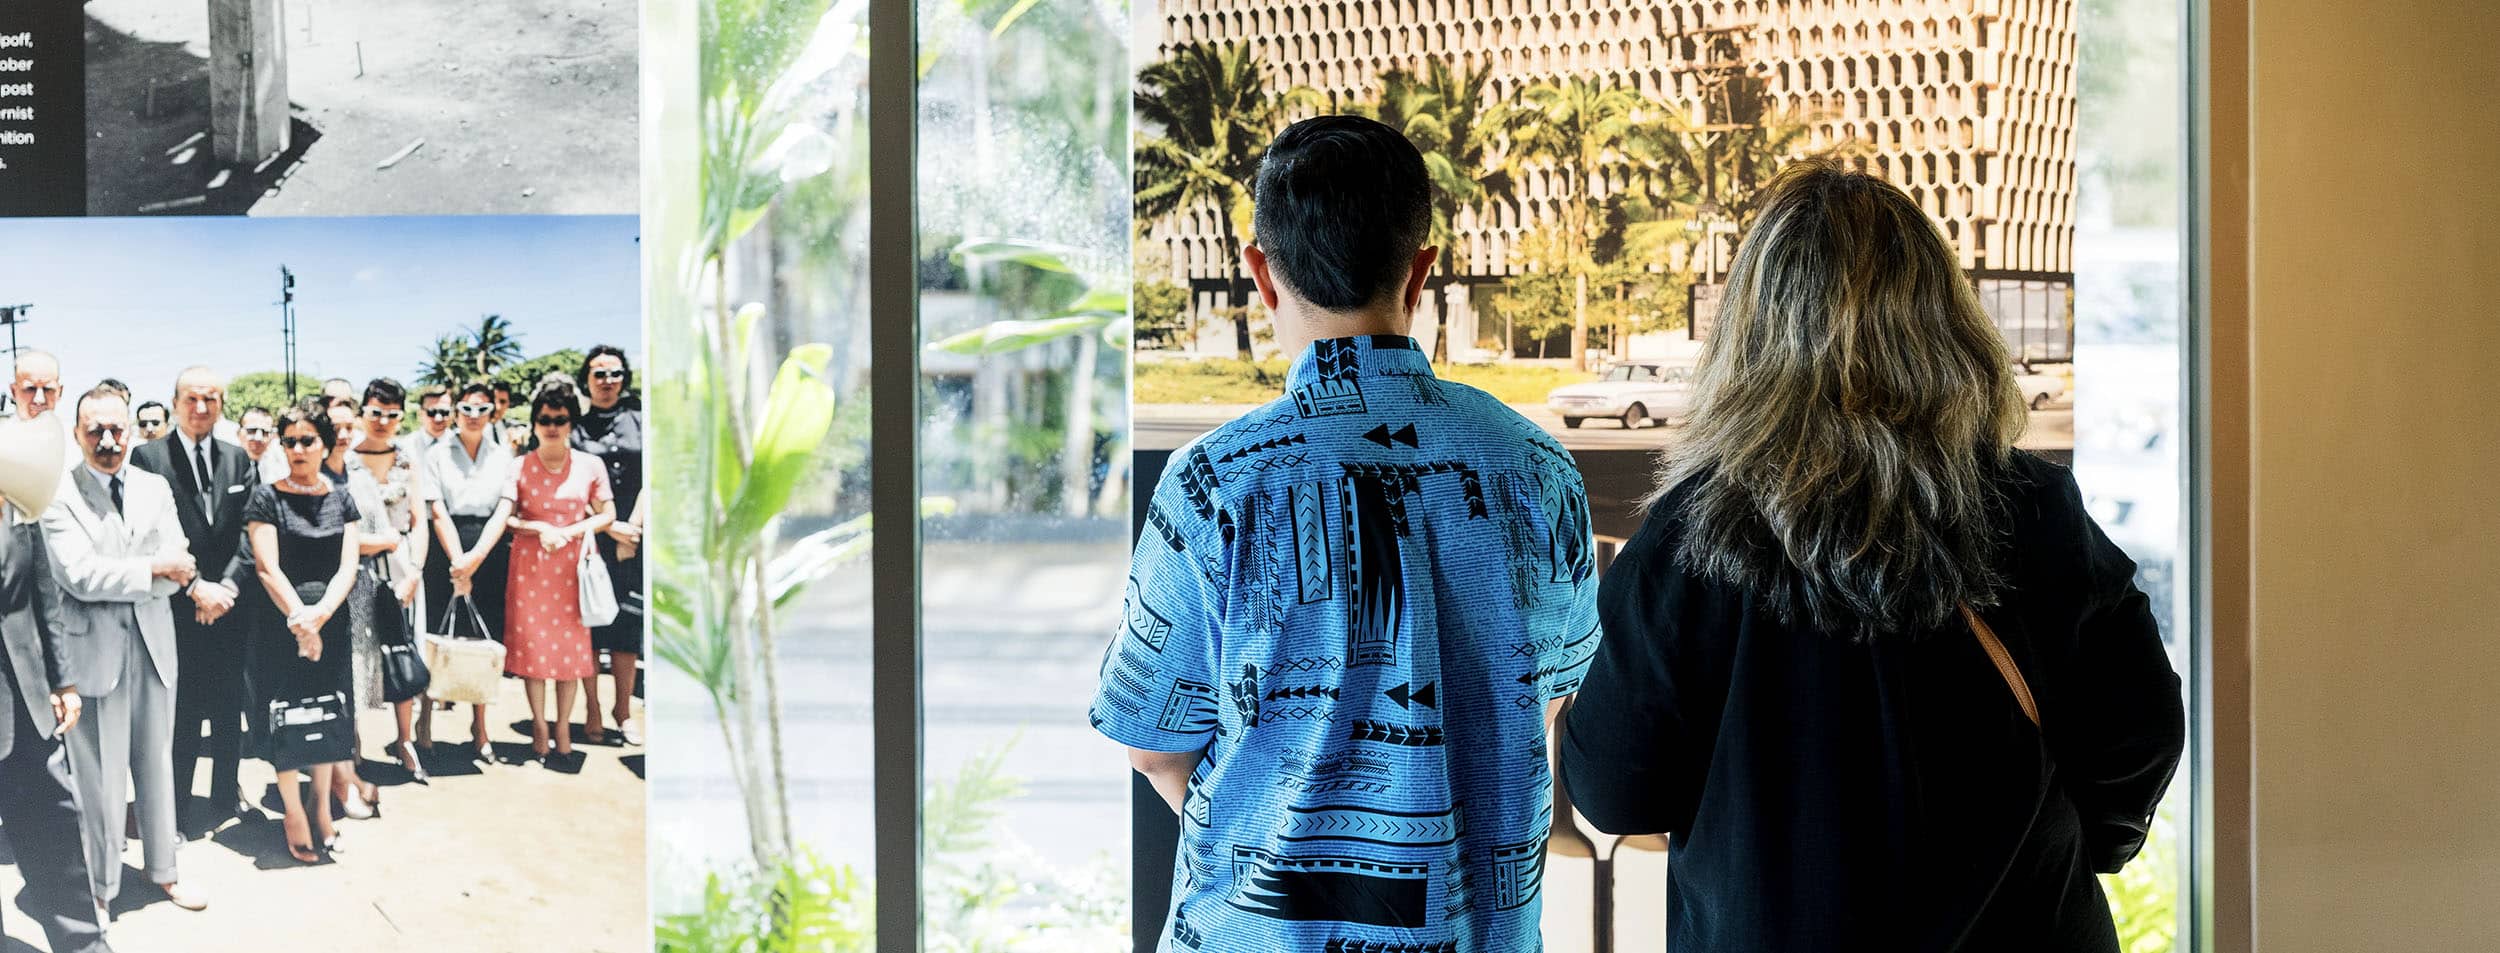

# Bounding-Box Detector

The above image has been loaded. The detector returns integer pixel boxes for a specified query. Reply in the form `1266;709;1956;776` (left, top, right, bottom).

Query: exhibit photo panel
0;212;648;952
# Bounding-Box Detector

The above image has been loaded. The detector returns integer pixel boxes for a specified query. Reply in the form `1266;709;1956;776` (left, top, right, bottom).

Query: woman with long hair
1558;162;2184;951
474;381;614;761
244;404;363;864
570;344;644;745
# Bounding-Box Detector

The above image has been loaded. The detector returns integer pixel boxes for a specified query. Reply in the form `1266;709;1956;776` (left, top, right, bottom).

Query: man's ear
1244;244;1282;311
1401;246;1439;313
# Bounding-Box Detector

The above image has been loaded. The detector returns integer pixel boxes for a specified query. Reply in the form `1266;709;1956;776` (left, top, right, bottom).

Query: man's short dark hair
419;387;450;406
363;377;407;409
1251;115;1433;311
458;380;495;404
134;400;168;421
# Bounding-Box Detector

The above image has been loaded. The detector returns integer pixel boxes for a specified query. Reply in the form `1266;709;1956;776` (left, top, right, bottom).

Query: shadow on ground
83;12;319;215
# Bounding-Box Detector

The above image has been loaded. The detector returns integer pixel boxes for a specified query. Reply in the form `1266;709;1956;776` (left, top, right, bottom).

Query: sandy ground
0;674;647;953
84;0;636;216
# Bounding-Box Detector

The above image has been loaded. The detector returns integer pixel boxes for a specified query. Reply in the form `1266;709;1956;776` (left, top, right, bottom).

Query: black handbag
265;691;353;768
372;570;430;703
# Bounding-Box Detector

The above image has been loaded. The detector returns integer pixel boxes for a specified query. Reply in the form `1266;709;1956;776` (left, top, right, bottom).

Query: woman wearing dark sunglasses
571;345;644;746
473;381;615;762
242;403;364;864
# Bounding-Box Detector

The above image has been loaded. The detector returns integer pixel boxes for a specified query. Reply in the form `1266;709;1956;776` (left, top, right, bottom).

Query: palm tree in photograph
1360;57;1511;363
417;334;479;388
1501;75;1641;367
1134;42;1316;359
465;314;526;379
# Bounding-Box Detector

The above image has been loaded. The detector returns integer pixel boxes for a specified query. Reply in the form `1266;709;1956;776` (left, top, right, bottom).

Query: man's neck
177;425;213;446
458;430;487;454
1276;301;1408;356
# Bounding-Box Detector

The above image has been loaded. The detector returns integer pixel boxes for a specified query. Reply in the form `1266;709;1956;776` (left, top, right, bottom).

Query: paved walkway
1;676;646;953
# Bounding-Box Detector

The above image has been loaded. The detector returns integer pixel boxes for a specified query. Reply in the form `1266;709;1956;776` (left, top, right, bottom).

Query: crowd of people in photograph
0;348;645;953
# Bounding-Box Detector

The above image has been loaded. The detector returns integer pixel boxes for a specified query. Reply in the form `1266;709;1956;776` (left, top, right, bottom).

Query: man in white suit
44;386;205;914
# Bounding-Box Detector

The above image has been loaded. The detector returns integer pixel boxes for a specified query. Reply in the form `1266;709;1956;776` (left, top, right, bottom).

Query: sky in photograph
0;215;640;404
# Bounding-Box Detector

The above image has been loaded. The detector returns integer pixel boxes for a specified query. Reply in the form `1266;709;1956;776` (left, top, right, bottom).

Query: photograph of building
1135;0;2076;368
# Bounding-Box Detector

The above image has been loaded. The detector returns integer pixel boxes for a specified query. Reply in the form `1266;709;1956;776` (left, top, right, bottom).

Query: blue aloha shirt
1092;335;1602;953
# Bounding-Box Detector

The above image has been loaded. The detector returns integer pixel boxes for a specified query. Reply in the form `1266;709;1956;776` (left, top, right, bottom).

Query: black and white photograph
80;0;636;217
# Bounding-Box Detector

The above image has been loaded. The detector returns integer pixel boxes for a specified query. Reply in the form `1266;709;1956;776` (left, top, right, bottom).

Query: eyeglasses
456;403;494;417
137;419;167;429
590;369;628;381
364;408;404;422
84;425;126;440
424;408;453;419
534;415;573;428
241;426;275;438
279;436;323;450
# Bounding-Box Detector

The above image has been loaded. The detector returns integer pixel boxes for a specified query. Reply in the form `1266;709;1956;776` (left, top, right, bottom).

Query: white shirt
423;433;513;519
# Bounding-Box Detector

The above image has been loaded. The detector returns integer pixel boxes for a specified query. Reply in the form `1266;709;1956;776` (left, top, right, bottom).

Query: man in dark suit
0;430;113;952
129;367;256;834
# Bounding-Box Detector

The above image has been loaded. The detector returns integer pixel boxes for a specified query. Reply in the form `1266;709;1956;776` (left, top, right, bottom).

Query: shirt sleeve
587;452;614;505
1558;510;1700;836
1088;464;1224;754
1539;464;1603;700
501;457;523;505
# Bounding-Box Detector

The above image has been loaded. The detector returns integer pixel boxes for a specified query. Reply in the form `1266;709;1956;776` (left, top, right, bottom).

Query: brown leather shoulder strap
1959;602;2039;727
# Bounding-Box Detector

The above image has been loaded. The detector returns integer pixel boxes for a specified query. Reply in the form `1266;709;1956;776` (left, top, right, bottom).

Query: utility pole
279;266;297;398
0;304;28;361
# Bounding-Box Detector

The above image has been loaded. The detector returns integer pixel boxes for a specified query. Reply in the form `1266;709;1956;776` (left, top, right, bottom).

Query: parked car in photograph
1547;361;1694;429
2015;362;2072;409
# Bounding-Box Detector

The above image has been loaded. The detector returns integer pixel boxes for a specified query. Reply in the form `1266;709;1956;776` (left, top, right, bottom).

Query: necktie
109;474;124;517
195;442;214;523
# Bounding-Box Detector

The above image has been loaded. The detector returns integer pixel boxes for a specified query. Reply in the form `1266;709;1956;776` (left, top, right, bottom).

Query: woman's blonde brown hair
1649;159;2028;640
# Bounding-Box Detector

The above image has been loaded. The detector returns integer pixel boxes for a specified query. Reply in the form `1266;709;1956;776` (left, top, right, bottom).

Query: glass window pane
916;0;1135;945
2074;0;2191;947
651;0;878;940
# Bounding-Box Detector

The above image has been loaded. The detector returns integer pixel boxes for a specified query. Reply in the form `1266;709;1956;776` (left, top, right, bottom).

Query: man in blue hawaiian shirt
1092;115;1601;953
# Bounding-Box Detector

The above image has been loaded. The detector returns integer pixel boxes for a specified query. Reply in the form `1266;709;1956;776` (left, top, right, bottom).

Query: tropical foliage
1134;42;1323;358
1133;41;1849;366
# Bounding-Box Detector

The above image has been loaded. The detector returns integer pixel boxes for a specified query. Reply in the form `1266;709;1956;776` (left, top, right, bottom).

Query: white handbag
577;535;620;627
420;595;506;705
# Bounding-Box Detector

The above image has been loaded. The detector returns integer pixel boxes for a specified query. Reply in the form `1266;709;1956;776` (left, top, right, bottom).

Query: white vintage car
2015;362;2072;410
1547;362;1694;429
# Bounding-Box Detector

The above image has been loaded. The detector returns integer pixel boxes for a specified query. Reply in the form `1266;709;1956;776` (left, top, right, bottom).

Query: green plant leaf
952;238;1092;275
925;316;1112;356
988;0;1045;35
768;498;956;608
724;344;839;542
1058;285;1128;317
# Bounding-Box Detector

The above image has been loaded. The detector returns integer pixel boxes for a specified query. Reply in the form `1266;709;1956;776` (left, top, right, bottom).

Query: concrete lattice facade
1144;0;2076;356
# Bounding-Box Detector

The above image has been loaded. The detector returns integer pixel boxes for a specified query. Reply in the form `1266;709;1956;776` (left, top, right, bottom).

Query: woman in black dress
571;345;644;745
245;403;364;864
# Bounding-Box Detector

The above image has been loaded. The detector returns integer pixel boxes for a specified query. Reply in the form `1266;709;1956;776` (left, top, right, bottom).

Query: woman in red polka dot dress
480;381;615;761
